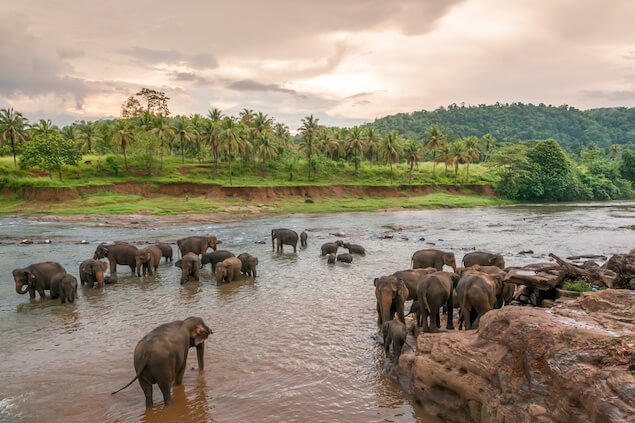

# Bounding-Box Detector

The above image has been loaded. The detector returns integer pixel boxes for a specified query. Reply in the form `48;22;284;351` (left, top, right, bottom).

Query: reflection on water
0;201;633;423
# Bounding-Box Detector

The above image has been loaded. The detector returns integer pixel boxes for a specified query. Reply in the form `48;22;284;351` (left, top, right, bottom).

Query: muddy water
0;201;633;423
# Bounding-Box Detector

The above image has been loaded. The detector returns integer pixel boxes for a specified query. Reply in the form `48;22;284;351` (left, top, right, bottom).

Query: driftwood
602;254;635;289
548;253;617;287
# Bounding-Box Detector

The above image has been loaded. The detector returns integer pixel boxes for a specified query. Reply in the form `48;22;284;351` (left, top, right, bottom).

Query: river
0;201;633;423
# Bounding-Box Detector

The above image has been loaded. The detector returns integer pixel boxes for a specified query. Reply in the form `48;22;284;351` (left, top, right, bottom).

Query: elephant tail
420;291;431;315
111;363;146;395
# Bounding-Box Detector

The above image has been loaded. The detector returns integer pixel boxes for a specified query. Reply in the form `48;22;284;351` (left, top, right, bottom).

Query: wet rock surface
396;289;635;423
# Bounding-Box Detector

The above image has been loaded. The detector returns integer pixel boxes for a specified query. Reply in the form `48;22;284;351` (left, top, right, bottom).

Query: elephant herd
12;235;260;304
377;249;513;363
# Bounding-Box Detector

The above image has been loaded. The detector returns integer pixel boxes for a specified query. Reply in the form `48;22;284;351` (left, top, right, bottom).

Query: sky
1;0;634;130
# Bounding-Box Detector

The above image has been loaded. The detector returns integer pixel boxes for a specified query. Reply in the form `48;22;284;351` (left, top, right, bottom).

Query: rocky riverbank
395;289;634;423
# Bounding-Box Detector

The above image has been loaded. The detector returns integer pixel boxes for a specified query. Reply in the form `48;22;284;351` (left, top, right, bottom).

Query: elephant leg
396;301;405;324
293;243;297;253
158;382;172;406
110;260;116;273
461;306;471;330
28;287;36;298
194;268;200;281
139;378;153;407
384;333;391;355
393;341;402;363
421;309;430;332
37;287;46;298
446;294;454;330
430;308;440;332
377;303;382;326
175;364;186;386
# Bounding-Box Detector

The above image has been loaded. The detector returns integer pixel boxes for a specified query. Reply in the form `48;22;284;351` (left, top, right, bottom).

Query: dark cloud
119;47;218;69
582;90;635;101
227;79;303;97
167;71;214;86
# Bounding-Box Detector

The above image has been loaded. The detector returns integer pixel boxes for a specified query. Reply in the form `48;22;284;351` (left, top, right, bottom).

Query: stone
519;249;534;254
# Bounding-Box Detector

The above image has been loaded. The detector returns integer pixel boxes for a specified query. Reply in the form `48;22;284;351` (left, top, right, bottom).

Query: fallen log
548;253;617;288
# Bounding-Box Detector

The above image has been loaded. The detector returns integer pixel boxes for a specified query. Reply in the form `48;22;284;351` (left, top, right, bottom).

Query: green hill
371;103;635;150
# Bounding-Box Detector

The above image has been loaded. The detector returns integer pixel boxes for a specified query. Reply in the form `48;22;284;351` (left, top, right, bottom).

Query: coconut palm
173;117;193;164
365;127;380;167
325;129;344;160
150;114;175;170
403;140;422;184
449;141;466;181
0;107;29;175
463;136;481;181
253;112;273;135
256;131;278;168
347;126;365;172
61;125;79;145
111;119;135;171
424;124;447;178
190;114;205;163
239;108;255;126
481;133;495;162
77;121;101;154
31;119;58;136
380;131;402;185
299;115;320;180
218;117;245;185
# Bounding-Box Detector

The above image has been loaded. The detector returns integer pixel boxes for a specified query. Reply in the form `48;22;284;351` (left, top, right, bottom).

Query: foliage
562;279;593;292
19;132;82;180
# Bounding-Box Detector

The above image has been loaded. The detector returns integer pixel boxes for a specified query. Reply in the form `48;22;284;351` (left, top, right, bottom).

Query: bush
105;155;123;176
562;278;593;292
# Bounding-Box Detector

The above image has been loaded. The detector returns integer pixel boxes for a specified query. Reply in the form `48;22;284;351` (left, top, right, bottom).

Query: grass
619;225;635;230
562;279;594;292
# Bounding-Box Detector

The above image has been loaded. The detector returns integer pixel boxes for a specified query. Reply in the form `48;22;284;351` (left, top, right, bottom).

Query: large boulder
397;289;634;422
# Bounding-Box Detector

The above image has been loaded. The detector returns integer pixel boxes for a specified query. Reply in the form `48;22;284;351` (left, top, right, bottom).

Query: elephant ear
396;278;407;297
175;259;183;268
373;278;378;287
191;323;211;345
99;262;109;271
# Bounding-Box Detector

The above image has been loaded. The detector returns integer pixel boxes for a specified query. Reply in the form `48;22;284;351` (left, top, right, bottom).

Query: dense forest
371;103;635;152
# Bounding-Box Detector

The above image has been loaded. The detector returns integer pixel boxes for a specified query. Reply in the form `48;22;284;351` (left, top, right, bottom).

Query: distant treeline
371;103;635;152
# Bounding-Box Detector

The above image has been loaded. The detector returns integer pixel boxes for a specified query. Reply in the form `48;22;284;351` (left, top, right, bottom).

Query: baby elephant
237;253;258;277
112;316;212;407
175;253;201;284
201;250;235;272
321;241;343;256
300;231;308;247
327;254;336;264
50;273;78;304
104;275;118;285
382;320;407;363
215;257;242;283
155;243;173;262
135;246;162;276
343;242;366;255
336;253;353;263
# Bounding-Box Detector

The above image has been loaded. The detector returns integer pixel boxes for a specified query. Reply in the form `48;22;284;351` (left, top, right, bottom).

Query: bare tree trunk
12;140;18;176
228;147;233;186
123;144;128;171
390;162;393;185
432;151;436;177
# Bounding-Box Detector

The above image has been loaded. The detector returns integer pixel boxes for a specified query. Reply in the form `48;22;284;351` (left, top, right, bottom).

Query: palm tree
253;112;273;134
0;107;29;175
347;126;365;172
256;131;278;168
61;125;79;145
150;114;175;170
299;115;320;180
380;130;402;185
463;136;481;182
608;144;622;160
239;108;255;126
31;119;58;136
173;117;192;164
77;121;101;154
325;130;344;160
481;133;495;162
206;108;223;176
424;124;447;178
111;119;135;171
274;122;292;150
449;141;466;182
218;117;244;185
441;145;453;177
190;114;205;163
365;127;380;167
403;140;422;184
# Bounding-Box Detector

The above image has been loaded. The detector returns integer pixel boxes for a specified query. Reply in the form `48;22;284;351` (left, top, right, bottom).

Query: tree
347;126;365;172
481;133;495;162
150;114;175;170
0;107;29;176
527;139;574;201
255;131;278;168
30;119;58;136
463;136;481;182
173;117;192;164
380;130;402;184
77;121;101;154
136;88;170;115
20;132;81;180
299;115;320;180
191;114;205;163
365;127;380;167
449;141;466;181
424;124;446;178
619;150;635;183
121;96;143;119
218;117;244;185
111;119;135;171
403;140;422;184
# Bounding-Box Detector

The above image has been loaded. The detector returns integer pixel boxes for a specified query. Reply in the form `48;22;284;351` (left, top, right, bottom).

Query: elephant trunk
381;292;393;325
95;271;104;288
180;268;188;285
15;282;28;295
196;343;205;370
136;260;142;277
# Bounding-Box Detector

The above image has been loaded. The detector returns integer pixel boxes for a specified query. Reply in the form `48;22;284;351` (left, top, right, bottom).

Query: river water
0;201;633;423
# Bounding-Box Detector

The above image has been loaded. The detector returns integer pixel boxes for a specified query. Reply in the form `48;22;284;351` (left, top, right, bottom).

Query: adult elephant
466;265;510;308
392;268;437;301
94;243;138;274
79;259;109;288
411;249;456;271
271;228;299;253
463;251;505;269
111;317;212;407
374;275;409;326
416;271;458;332
456;269;503;329
177;236;220;257
13;262;67;298
321;241;342;256
175;253;201;285
201;250;235;272
343;242;366;255
135;246;162;276
155;243;173;262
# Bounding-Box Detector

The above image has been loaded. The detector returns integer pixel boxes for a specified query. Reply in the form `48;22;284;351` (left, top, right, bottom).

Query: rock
419;237;426;241
382;233;394;239
255;240;266;244
397;289;634;423
400;236;409;240
381;225;422;232
426;242;436;246
20;239;33;244
305;198;314;203
541;299;555;308
519;249;534;254
75;240;89;245
42;239;52;244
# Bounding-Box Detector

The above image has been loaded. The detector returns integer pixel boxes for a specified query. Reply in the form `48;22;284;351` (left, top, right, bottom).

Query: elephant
79;259;109;288
201;250;235;272
411;249;457;271
237;253;258;277
456;269;504;329
327;254;336;264
215;257;242;283
343;242;366;255
464;265;510;308
382;320;407;364
374;275;409;326
392;268;438;302
336;253;353;263
135;246;162;276
94;243;138;273
104;275;118;285
50;273;78;304
300;231;308;247
321;241;343;256
13;262;67;298
175;253;201;284
416;271;459;332
156;243;173;262
111;317;212;407
177;236;221;257
271;228;299;253
463;251;505;269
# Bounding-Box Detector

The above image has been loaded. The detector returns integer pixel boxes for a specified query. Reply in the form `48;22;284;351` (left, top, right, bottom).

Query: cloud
227;79;301;97
119;47;218;69
167;71;214;86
